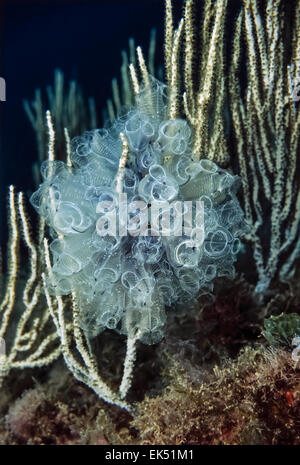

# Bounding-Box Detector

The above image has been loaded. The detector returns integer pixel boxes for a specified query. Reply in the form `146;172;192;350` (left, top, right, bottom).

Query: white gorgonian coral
31;79;246;344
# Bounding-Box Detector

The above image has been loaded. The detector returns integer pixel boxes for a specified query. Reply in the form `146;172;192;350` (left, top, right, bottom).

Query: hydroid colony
30;77;246;346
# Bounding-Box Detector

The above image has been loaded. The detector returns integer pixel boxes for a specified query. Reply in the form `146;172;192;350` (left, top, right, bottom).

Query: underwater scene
0;0;299;446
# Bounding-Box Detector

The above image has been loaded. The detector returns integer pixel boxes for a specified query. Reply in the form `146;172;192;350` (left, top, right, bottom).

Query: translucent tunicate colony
31;79;246;344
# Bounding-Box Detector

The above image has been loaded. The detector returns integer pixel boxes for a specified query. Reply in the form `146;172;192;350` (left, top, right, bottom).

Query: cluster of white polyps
31;78;246;344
